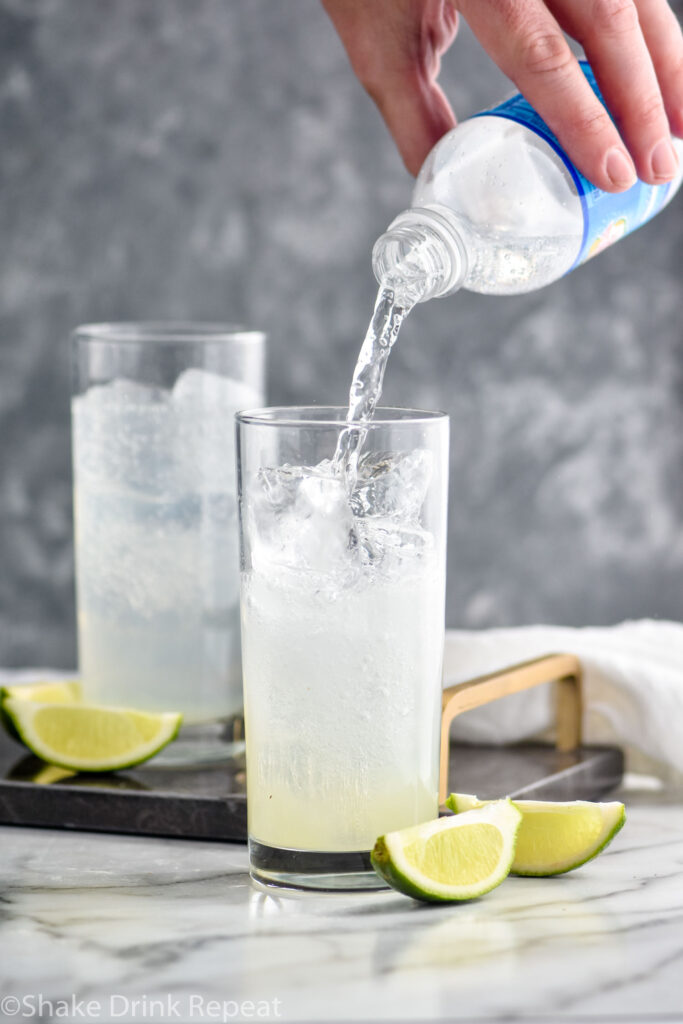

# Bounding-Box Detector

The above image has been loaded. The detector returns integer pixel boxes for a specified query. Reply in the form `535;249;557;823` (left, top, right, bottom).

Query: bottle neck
371;204;468;303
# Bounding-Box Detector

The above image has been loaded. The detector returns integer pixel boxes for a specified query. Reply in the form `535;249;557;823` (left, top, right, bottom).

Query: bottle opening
372;205;468;302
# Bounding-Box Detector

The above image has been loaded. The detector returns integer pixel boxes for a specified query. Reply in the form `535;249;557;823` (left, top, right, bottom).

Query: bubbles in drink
242;441;443;851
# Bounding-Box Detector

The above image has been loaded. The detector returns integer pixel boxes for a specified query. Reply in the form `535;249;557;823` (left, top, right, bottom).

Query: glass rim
236;405;449;428
72;322;266;346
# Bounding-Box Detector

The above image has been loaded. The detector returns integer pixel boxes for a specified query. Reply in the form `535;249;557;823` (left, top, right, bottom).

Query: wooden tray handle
439;653;583;803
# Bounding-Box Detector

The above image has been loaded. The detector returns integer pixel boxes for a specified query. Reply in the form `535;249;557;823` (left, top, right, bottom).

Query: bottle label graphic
475;62;673;269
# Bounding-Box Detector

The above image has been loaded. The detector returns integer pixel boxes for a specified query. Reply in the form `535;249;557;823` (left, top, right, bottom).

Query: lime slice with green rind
371;799;522;903
3;699;182;773
446;793;626;876
0;680;81;704
1;680;81;741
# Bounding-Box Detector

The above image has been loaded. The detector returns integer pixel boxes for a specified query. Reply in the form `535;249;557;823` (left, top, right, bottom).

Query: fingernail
650;138;679;180
605;147;637;189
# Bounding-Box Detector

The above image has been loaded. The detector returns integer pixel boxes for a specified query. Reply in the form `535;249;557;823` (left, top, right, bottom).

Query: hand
322;0;683;191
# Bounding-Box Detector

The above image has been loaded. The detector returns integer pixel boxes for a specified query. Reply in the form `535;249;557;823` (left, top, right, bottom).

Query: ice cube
245;446;437;590
172;368;261;417
172;369;262;493
350;449;433;521
72;378;176;493
73;378;168;418
248;462;359;579
354;518;435;577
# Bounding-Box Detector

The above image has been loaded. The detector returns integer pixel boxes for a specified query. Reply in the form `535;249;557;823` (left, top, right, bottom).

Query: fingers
323;0;682;187
635;0;683;139
367;74;457;175
551;0;679;183
321;0;458;174
458;0;637;191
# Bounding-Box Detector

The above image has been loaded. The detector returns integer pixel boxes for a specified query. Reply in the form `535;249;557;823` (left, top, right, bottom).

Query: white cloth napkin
443;619;683;774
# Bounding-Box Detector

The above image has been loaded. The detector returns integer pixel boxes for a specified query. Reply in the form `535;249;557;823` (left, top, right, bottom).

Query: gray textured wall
2;0;683;668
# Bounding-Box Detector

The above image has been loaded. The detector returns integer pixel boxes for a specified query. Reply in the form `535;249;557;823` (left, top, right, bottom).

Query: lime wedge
1;680;82;741
371;800;522;902
29;764;78;785
3;699;182;772
446;793;626;876
0;680;81;704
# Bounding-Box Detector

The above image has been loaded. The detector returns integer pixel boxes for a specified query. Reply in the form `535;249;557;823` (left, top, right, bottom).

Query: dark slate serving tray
0;727;623;843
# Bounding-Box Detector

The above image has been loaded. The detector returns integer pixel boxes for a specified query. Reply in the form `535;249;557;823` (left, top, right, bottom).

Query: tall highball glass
237;407;448;890
72;323;265;765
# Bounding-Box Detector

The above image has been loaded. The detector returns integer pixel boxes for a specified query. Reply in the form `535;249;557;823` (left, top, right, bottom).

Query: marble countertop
1;790;682;1024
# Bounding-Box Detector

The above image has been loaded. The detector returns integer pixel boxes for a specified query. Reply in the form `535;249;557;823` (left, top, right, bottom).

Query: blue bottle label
474;61;672;268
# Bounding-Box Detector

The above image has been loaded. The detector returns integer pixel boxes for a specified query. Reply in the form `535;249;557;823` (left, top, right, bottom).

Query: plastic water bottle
372;62;683;300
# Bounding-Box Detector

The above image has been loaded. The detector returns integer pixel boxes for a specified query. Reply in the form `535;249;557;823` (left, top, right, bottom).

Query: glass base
142;718;245;768
249;838;388;892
